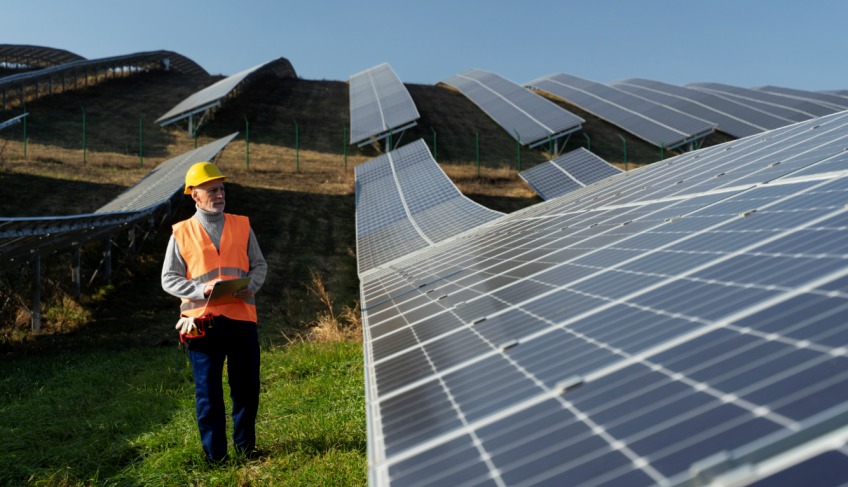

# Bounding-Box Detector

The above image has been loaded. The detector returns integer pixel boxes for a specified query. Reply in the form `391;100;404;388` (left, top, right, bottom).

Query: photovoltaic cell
440;69;584;146
360;109;848;486
520;148;622;200
527;73;715;148
756;85;848;111
687;82;838;119
355;139;502;274
611;78;790;139
349;63;420;145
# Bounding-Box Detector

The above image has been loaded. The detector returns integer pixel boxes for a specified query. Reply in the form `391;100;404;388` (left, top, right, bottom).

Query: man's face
192;180;225;213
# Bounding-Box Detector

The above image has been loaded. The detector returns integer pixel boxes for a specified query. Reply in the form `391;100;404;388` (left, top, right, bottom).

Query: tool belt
181;315;226;354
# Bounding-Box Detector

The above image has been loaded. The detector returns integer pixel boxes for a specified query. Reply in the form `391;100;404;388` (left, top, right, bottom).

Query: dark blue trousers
187;316;260;461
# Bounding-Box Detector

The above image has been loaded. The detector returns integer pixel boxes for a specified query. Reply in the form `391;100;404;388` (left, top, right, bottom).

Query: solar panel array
156;57;296;126
0;113;26;131
520;148;622;201
611;78;789;139
440;69;584;146
686;82;839;119
0;134;237;270
526;73;714;148
0;44;85;68
349;63;420;145
355;139;503;274
756;85;848;111
822;90;848;98
360;109;848;487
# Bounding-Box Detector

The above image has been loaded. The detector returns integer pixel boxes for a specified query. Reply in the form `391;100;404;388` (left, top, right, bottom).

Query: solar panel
349;63;420;145
355;139;503;274
520;148;622;200
686;82;838;119
360;109;848;486
756;85;848;111
0;113;26;131
747;450;848;486
526;73;715;149
0;133;237;269
822;90;848;98
0;44;86;69
610;79;790;139
155;57;295;127
441;69;584;146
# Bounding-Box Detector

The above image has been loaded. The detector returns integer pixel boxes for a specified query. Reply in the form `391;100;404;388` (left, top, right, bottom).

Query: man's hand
204;278;223;296
233;285;253;301
176;316;199;335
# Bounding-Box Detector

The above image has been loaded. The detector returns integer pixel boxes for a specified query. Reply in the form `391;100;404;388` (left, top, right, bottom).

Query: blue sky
4;0;846;90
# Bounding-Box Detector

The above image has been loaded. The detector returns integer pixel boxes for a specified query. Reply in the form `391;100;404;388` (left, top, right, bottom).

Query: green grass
0;341;365;486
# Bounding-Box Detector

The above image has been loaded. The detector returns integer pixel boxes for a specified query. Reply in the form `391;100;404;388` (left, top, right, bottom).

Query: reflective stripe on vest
172;213;257;323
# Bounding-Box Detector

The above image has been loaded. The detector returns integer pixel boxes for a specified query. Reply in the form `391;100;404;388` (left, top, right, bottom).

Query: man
161;162;268;463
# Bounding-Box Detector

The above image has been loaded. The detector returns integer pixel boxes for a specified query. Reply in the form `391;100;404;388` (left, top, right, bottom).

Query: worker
161;162;268;463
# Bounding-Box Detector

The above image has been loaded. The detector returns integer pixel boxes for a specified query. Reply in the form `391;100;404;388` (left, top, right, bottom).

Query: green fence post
584;132;590;152
139;111;143;168
22;101;26;158
618;134;627;171
245;116;249;170
430;126;437;161
660;140;664;161
514;129;521;172
475;130;480;177
293;119;299;172
342;123;347;169
81;106;86;165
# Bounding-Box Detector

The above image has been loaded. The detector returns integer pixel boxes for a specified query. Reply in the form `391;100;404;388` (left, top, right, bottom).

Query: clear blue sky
4;0;846;91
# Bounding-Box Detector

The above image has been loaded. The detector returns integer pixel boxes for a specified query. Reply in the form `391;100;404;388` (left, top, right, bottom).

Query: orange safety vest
172;213;257;323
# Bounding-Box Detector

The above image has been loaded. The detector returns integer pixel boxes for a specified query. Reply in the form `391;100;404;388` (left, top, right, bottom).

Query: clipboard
206;277;252;306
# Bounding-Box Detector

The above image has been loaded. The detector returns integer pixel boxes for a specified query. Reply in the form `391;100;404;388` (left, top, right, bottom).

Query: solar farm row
519;148;622;200
349;63;420;146
358;110;848;486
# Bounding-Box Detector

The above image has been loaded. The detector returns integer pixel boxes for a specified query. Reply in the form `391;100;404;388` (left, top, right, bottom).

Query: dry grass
304;269;362;343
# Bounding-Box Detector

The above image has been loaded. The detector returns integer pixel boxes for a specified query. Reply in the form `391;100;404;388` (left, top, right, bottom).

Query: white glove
175;316;199;335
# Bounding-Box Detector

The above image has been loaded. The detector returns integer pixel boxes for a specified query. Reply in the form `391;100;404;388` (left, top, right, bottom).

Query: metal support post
31;256;40;333
245;116;250;169
139;111;143;168
514;129;521;172
342;123;347;169
476;130;480;177
431;127;437;161
388;126;393;152
22;102;26;158
660;140;664;160
103;235;111;283
293;119;299;171
584;133;590;152
71;247;81;298
129;227;136;255
548;132;552;160
81;106;86;165
618;134;627;171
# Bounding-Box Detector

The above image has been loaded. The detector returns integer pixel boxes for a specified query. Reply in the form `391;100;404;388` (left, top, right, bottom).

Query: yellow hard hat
184;162;227;194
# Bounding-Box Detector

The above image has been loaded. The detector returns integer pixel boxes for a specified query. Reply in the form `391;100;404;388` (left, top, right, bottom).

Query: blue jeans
187;316;260;460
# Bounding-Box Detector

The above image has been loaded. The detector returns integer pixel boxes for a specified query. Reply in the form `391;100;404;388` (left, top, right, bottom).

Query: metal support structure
71;247;81;298
103;235;111;283
31;256;40;333
139;111;143;168
431;127;437;161
81;106;86;165
660;140;664;160
476;130;480;177
618;134;627;171
293;119;299;171
342;123;347;169
547;132;552;161
387;125;393;152
22;103;27;158
514;129;521;173
245;116;249;169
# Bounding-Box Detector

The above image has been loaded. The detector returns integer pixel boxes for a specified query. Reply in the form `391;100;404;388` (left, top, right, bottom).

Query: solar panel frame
686;82;839;119
610;79;791;139
527;73;715;148
520;148;622;200
361;109;848;486
440;69;584;146
349;63;420;145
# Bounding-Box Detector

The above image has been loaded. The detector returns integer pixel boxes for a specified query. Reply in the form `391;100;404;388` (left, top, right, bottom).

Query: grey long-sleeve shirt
161;205;268;301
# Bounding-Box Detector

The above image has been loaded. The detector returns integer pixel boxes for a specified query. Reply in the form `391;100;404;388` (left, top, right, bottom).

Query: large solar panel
359;109;848;486
441;69;584;146
687;82;838;119
756;85;848;111
610;78;789;139
0;134;237;269
526;73;714;148
0;113;26;131
355;140;503;274
520;148;622;200
156;57;295;127
349;63;420;145
822;90;848;98
0;44;85;69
